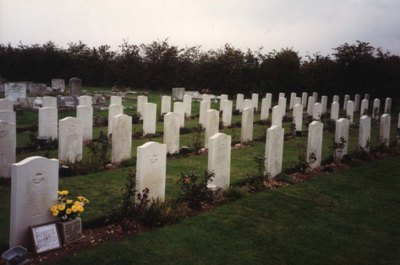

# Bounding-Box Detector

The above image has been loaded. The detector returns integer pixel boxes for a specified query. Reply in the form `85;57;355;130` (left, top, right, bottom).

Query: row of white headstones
0;92;396;249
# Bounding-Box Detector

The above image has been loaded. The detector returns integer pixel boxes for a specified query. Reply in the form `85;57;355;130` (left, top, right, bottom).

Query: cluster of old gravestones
1;84;398;249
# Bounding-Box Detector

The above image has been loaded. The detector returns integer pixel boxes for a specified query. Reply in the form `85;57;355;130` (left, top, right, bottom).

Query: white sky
1;0;399;56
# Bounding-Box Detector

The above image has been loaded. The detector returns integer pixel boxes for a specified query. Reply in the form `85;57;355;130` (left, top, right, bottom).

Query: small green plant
139;199;188;227
87;130;111;168
324;119;336;132
253;153;265;177
295;143;309;173
290;122;296;136
177;171;214;210
191;124;204;154
119;170;137;218
331;137;347;162
223;187;245;201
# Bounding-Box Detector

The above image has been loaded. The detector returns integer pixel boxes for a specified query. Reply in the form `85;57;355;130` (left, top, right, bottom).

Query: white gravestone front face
279;92;285;99
202;94;212;101
51;79;65;91
78;95;92;106
301;92;308;109
163;112;180;154
278;97;286;115
172;87;185;101
380;114;391;146
112;114;132;163
333;95;339;103
360;99;369;116
110;96;122;106
260;98;269;121
321;96;328;114
359;115;371;151
307;121;323;169
330;102;339;121
265;125;284;178
137;95;148;116
58;117;83;162
251;93;259;112
107;104;123;136
289;92;296;109
293;104;303;132
0;110;16;124
161;95;171;115
222;100;233;127
372;98;380;119
183;95;192;117
343;94;350;110
271;105;282;127
307;96;315;116
205;109;219;148
346;100;355;124
354;94;360;112
173;102;185;128
136;141;167;201
384;97;392;114
77;105;93;142
199;100;211;127
39;107;58;140
313;103;322;121
241;107;254;143
0;120;16;178
219;94;228;111
208;133;231;190
0;99;14;111
10;156;58;247
5;83;27;102
236;94;244;112
69;78;82;96
265;93;272;110
42;96;57;108
335;118;350;160
243;99;253;110
143;103;157;134
293;97;300;108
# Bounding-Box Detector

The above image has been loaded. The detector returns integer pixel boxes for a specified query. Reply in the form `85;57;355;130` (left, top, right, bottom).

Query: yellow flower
77;206;84;213
50;205;57;212
67;199;73;204
61;190;69;196
57;204;66;211
74;201;81;207
77;196;90;204
66;208;72;215
52;210;59;216
71;205;78;213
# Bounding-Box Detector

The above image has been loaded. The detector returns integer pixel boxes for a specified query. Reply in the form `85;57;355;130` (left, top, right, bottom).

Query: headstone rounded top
13;156;58;166
69;77;81;82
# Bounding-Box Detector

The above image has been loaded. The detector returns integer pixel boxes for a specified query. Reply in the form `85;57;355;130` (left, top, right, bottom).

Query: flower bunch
50;190;90;222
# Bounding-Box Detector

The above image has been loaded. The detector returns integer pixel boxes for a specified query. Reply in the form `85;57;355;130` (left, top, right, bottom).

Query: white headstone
278;97;286;115
343;94;350;110
205;109;219;148
173;102;185;128
241;107;254;143
360;99;369;115
321;96;328;114
172;87;185;101
384;97;392;114
42;96;57;108
107;104;123;136
0;99;14;111
264;125;284;178
279;92;285;99
208;133;231;190
293;97;301;107
163;112;180;154
137;95;148;116
222;100;233;127
9;156;58;247
312;92;318;101
346;100;355;124
359;115;371;151
236;94;244;112
161;95;171;115
69;77;82;96
243;99;253;110
5;83;27;102
51;79;65;92
251;93;259;112
110;96;122;106
183;94;192;117
58;117;83;162
289;92;296;109
333;95;340;103
335;118;350;160
307;96;315;116
0;120;16;178
143;103;157;134
372;98;380;119
354;94;360;112
293;104;303;132
38;107;58;140
312;103;322;121
0;110;16;124
330;101;339;121
271;105;282;127
380;114;391;146
260;98;269;121
199;100;211;127
76;105;93;142
78;95;92;106
112;114;132;163
265;93;272;110
136;141;167;201
219;94;228;111
301;92;308;109
307;121;323;169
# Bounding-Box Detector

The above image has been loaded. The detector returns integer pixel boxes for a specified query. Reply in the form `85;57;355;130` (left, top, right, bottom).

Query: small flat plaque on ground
31;222;62;254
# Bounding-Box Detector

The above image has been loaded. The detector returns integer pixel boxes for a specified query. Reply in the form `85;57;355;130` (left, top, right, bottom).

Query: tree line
1;40;399;99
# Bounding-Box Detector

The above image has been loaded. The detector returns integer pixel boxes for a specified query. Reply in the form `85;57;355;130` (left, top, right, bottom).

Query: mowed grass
54;155;400;265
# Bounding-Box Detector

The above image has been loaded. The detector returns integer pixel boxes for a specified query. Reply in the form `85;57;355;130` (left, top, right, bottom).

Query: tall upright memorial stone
0;120;16;178
307;121;323;169
208;133;231;190
183;94;192;117
143;103;157;134
77;105;93;142
108;104;123;136
112;114;132;163
236;93;244;112
359;115;371;151
265;125;284;178
222;100;233;127
163;112;180;154
241;107;254;143
69;77;82;96
39;107;58;139
161;95;171;115
58;117;83;162
335;118;350;160
205;109;219;148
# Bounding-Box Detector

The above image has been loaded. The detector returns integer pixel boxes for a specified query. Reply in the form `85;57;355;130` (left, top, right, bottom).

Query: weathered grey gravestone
265;125;284;178
343;94;350;111
173;102;185;128
9;156;58;247
0;99;14;111
143;103;157;135
51;79;65;92
278;97;286;115
241;107;254;143
0;120;16;178
58;117;83;162
335;118;349;160
330;101;339;121
289;92;296;110
136;141;167;201
42;96;57;108
307;121;323;169
205;109;219;148
359;115;371;151
172;87;185;101
112;114;132;163
321;96;328;114
69;77;82;96
161;95;171;115
271;105;282;127
301;92;308;109
76;105;93;142
354;94;361;112
384;97;392;114
222;100;233;127
333;95;339;103
107;104;123;136
236;94;244;112
208;133;231;190
38;107;58;140
163;112;180;154
5;83;27;102
379;114;391;146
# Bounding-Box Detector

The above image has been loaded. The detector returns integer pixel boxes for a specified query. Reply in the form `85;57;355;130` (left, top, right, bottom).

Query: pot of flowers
49;190;89;245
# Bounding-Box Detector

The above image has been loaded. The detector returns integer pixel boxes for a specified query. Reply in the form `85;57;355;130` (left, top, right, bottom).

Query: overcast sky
1;0;399;56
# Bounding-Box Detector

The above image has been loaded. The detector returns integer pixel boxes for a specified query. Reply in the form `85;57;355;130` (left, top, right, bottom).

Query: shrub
223;187;245;201
139;199;188;227
191;125;204;154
